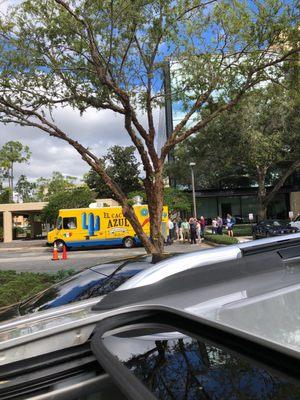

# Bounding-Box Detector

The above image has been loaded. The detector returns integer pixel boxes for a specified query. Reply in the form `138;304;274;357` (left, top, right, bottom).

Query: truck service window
63;217;77;229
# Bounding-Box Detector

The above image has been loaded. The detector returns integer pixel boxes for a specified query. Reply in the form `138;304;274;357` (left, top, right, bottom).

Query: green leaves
0;141;31;166
84;145;142;198
42;185;95;225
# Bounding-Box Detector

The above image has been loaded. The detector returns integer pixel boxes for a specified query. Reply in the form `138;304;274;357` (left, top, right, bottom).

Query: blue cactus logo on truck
81;212;100;236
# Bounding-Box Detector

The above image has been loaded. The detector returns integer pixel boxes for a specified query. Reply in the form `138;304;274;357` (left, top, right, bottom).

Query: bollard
52;243;59;261
62;245;68;260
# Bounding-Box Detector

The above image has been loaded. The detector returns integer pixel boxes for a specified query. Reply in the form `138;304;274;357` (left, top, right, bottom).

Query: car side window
63;217;77;229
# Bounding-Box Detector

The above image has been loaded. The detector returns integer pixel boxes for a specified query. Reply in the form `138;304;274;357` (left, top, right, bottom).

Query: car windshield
18;267;147;315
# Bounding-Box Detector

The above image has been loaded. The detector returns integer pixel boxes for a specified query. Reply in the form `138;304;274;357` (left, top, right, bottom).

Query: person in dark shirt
189;217;197;244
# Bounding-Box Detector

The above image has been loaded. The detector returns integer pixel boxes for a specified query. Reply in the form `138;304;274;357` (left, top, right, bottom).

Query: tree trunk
257;166;267;221
121;203;157;254
144;167;165;257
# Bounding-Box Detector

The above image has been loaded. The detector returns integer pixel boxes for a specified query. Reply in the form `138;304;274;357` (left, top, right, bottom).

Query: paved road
0;239;212;273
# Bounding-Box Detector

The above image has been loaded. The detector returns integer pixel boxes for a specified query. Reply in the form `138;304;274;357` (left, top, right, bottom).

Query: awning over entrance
0;202;48;243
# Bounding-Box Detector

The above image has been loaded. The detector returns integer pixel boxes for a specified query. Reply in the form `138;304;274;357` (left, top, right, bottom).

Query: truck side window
63;217;77;229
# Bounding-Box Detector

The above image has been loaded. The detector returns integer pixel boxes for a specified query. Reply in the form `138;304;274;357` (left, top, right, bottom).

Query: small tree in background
33;172;77;201
0;141;31;201
15;174;36;202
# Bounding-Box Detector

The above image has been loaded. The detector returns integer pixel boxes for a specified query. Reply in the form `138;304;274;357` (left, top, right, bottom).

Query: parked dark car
1;236;300;399
253;219;298;239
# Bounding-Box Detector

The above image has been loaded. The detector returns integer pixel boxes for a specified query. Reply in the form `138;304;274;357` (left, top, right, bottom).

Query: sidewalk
0;239;48;251
0;237;252;252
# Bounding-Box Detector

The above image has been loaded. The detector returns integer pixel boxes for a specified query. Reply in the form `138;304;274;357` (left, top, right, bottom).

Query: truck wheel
55;240;65;252
123;236;135;249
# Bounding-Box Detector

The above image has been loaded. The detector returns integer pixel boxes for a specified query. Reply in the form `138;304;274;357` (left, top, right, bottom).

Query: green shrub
204;233;238;245
0;269;76;307
226;224;253;236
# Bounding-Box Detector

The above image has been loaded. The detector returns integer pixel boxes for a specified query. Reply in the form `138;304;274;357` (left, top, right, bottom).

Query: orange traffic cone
52;242;59;261
62;245;68;260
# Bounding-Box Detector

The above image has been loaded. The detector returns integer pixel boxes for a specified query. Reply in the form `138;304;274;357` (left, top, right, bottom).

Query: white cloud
0;107;130;181
0;106;160;183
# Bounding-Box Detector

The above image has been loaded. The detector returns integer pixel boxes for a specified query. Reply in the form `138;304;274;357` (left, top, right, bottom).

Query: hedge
0;269;75;307
207;224;253;237
228;224;253;236
204;233;238;245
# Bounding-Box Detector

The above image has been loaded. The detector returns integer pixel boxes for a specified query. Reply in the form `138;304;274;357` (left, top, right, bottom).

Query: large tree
0;0;298;255
0;141;31;201
171;78;300;220
84;145;142;198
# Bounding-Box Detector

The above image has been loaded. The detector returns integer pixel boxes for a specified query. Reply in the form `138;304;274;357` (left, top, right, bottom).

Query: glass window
196;197;218;221
218;196;241;218
241;195;259;221
102;326;300;400
63;217;77;229
56;216;62;230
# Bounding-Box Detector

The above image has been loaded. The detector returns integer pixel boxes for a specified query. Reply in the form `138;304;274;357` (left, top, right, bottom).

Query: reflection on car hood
0;254;166;324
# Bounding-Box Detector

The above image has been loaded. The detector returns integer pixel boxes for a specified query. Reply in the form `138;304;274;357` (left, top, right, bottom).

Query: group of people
168;216;206;244
211;214;236;237
167;213;236;244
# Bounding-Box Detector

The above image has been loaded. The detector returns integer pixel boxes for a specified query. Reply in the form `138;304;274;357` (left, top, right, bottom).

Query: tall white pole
190;163;197;219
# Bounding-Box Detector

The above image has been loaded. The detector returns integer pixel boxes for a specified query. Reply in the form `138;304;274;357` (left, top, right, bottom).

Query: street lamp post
189;162;197;219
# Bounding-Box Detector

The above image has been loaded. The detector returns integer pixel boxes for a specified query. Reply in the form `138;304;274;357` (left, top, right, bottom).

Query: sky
0;107;144;182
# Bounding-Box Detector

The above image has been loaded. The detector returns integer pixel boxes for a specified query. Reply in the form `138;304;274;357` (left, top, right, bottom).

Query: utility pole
190;162;197;219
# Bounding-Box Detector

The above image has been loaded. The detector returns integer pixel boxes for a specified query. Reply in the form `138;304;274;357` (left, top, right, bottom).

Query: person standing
181;219;190;243
189;217;197;244
226;214;235;237
196;219;201;243
216;216;223;235
200;216;206;238
177;217;183;241
167;217;174;244
212;217;217;234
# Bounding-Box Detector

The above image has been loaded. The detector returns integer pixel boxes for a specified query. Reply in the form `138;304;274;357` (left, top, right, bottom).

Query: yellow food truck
47;205;168;250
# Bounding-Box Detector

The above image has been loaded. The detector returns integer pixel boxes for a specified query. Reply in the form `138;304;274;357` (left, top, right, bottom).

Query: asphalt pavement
0;239;213;274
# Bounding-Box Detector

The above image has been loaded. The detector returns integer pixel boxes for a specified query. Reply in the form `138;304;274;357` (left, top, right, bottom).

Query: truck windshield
56;217;62;230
